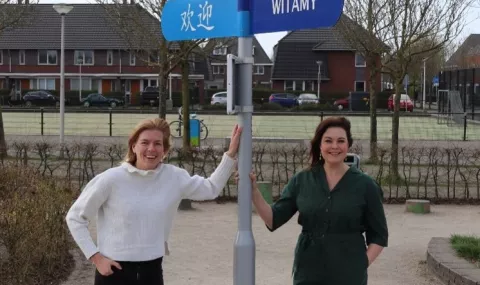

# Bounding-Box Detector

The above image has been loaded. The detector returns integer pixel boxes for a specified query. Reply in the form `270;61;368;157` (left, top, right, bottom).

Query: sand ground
61;202;480;285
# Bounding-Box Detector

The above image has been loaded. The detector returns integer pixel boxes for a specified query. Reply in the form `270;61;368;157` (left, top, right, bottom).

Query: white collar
121;161;164;176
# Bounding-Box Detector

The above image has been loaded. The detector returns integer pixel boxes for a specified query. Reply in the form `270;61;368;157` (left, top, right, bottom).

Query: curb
426;237;480;285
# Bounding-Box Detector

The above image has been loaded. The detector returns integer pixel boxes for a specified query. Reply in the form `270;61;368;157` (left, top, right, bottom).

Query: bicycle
169;106;209;140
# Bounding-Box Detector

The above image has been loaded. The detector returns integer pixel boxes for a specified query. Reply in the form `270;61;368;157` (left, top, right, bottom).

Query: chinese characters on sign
181;1;214;32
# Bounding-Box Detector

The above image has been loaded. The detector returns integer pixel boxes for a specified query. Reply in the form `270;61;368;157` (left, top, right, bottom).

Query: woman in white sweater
66;117;242;285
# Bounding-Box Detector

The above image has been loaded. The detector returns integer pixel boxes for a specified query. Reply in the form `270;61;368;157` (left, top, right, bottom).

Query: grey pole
233;28;255;285
60;14;65;150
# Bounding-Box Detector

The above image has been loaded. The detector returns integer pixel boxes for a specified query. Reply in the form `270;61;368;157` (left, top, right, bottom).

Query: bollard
40;108;44;136
109;108;113;136
253;181;272;213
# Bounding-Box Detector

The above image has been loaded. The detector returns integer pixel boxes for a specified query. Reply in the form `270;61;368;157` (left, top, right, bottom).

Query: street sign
433;76;439;86
161;0;243;41
251;0;344;34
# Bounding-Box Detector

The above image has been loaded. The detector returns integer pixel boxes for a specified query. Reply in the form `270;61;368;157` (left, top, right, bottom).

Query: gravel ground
60;202;480;285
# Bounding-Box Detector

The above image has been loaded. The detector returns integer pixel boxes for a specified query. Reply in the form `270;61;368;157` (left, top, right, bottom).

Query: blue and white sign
433;76;439;85
251;0;344;34
161;0;243;41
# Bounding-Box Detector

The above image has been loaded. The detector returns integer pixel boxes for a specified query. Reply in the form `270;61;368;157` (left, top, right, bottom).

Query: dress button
326;209;328;212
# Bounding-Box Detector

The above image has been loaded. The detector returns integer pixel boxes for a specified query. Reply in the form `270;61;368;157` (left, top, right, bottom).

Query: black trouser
94;257;163;285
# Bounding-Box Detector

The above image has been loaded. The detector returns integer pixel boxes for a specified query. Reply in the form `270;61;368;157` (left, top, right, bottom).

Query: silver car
298;93;319;105
211;91;227;105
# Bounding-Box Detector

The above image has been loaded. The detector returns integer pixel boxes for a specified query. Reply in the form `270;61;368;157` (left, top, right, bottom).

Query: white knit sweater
66;153;235;262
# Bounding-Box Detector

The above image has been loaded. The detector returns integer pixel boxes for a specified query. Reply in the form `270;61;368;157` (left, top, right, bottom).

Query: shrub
450;234;480;267
0;163;75;285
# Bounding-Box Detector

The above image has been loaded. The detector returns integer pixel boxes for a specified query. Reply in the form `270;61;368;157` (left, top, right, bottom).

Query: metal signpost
161;0;344;283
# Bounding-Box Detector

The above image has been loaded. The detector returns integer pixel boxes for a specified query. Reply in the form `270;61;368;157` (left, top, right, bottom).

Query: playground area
3;111;480;141
62;202;480;285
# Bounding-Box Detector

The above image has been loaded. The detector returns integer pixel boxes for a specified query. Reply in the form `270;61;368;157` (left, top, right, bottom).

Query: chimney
18;0;23;4
130;0;134;4
122;0;127;4
25;0;29;4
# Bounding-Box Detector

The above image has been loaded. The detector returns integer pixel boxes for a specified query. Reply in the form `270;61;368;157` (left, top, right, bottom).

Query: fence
1;108;479;141
2;140;479;202
438;68;480;119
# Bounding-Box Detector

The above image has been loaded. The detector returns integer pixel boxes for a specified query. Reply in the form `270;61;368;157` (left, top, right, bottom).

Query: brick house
0;3;208;105
271;15;383;95
203;36;273;89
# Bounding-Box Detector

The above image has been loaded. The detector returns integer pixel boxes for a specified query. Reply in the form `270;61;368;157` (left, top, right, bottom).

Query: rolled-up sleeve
364;179;388;247
268;175;298;232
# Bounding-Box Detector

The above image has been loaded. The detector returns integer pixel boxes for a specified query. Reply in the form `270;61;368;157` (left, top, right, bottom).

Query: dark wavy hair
309;116;353;168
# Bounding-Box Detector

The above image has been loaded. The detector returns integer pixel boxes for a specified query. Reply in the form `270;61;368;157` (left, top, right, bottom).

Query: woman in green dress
250;116;388;285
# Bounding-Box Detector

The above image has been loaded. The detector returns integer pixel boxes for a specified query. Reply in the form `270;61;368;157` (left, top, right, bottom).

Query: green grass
450;234;480;267
2;112;480;140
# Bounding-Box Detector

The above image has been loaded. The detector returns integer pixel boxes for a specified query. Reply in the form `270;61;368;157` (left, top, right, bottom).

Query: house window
31;78;55;90
355;52;366;67
305;80;315;91
253;65;264;75
130;52;136;66
75;50;94;65
19;50;25;65
284;80;294;91
107;50;113;66
294;80;303;91
38;50;57;65
252;46;255;55
213;46;227;55
213;65;225;74
355;81;366;92
70;79;91;91
0;50;3;65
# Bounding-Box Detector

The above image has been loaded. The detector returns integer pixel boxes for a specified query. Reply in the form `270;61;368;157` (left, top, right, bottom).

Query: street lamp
422;57;427;110
316;61;322;100
53;3;73;154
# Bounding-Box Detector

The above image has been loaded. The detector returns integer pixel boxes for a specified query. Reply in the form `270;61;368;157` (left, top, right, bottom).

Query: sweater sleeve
179;152;236;200
65;173;112;260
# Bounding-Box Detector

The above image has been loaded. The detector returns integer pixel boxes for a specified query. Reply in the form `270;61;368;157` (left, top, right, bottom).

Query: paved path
61;203;480;285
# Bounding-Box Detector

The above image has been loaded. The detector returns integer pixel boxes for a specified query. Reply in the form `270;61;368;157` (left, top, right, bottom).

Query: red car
388;94;413;112
333;97;349;110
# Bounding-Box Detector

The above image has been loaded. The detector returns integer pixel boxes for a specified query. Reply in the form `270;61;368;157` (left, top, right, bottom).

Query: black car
81;93;123;108
22;90;61;107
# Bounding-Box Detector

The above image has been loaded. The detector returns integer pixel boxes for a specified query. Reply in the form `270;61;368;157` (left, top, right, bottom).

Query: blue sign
251;0;344;34
433;76;439;84
161;0;243;41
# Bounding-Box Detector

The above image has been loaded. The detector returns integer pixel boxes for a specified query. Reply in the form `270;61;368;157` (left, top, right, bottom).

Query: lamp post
422;57;427;110
53;4;73;154
316;61;322;101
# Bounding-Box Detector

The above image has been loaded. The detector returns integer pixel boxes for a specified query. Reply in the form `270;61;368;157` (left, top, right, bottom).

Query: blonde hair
124;117;172;165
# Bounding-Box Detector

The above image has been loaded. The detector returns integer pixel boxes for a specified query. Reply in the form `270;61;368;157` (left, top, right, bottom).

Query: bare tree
338;3;392;163
0;0;37;157
380;0;473;180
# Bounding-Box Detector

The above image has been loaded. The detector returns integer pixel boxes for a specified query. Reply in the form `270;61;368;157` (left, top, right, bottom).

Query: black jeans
94;257;163;285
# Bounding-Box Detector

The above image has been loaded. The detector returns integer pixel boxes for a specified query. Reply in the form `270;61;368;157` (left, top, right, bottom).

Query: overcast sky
40;0;480;58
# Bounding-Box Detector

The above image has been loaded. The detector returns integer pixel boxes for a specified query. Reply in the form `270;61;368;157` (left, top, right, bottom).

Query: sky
40;0;480;58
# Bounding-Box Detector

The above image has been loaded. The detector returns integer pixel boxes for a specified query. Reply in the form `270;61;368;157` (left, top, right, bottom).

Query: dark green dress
268;164;388;285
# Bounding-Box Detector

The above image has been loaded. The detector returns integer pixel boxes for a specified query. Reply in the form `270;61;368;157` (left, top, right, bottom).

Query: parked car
140;86;159;106
81;93;123;108
387;94;413;112
268;93;298;107
22;90;61;107
298;93;319;105
211;91;227;105
333;97;349;110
